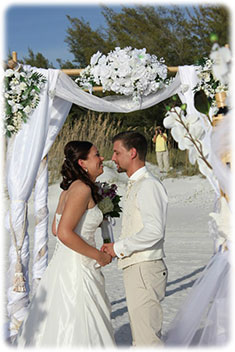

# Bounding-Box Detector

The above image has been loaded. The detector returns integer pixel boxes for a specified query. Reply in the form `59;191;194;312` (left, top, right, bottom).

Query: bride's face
82;145;104;180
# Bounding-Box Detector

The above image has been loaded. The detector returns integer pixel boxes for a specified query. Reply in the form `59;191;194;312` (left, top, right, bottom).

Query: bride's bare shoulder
68;180;91;195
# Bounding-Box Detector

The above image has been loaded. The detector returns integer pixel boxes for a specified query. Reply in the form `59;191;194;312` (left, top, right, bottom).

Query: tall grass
48;111;200;184
146;148;200;177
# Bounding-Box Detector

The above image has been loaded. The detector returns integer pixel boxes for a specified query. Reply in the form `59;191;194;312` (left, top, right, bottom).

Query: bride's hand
97;251;112;267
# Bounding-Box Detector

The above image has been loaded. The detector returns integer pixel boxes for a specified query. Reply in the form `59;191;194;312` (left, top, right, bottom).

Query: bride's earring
85;168;88;173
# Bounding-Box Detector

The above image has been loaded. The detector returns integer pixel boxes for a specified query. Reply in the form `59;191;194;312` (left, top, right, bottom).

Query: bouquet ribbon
100;217;115;243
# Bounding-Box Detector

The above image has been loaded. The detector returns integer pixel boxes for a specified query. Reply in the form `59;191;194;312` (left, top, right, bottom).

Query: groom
102;131;168;346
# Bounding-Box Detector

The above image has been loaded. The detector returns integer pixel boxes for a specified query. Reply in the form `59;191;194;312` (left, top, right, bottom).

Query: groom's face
112;140;131;173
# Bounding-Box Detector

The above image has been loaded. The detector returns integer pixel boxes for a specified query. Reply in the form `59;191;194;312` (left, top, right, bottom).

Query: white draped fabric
165;112;231;346
55;70;182;113
210;114;231;201
5;66;182;340
5;68;72;338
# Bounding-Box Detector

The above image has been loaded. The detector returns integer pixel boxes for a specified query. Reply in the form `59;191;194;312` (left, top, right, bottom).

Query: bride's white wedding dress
16;205;115;347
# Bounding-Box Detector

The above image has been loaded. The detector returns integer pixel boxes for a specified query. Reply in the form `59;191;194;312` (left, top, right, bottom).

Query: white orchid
163;105;212;173
163;106;184;128
188;147;199;165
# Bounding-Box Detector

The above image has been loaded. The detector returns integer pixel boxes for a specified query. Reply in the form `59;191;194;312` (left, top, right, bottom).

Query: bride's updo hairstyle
60;141;101;203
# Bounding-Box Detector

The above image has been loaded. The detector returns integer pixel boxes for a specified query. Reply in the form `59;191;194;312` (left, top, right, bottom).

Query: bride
16;141;115;347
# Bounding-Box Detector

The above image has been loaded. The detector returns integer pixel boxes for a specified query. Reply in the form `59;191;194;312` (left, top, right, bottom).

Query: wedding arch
4;47;231;341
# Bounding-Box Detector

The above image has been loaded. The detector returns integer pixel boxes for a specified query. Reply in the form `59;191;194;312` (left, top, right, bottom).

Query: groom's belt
117;247;165;270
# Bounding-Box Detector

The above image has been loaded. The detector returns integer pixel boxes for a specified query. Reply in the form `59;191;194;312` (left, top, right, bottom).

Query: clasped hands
101;243;116;258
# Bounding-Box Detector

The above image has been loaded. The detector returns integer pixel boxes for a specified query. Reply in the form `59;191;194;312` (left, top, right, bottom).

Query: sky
3;2;125;68
1;0;233;68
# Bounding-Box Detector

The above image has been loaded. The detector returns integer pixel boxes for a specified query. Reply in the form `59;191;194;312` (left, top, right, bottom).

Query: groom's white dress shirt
114;166;168;269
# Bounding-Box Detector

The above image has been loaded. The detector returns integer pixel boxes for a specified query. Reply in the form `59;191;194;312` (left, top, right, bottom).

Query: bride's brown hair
60;141;101;203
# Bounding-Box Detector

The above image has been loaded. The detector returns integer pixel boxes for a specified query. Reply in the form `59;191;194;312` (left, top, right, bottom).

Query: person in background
152;127;170;173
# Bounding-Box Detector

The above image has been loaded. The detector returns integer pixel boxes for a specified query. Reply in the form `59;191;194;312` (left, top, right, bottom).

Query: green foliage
64;5;230;68
64;15;112;68
194;90;211;115
20;48;54;68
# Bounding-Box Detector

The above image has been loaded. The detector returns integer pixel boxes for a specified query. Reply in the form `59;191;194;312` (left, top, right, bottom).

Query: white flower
90;51;102;66
8;100;23;113
188;147;198;165
98;197;114;215
5;69;15;77
7;125;15;131
171;124;193;150
76;47;168;102
23;105;32;114
163;107;184;128
117;63;131;77
210;44;232;85
197;157;213;179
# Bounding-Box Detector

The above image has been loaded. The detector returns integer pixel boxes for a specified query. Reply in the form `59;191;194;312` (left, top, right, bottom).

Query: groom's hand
101;243;116;258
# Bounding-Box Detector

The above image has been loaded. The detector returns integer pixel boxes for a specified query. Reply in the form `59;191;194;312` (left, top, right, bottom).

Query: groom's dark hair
112;131;147;161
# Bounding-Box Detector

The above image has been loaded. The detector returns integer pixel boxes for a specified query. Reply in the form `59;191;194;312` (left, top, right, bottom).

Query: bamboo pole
167;66;178;73
8;51;178;92
12;51;17;62
8;51;18;69
9;51;179;75
61;68;84;75
61;66;178;76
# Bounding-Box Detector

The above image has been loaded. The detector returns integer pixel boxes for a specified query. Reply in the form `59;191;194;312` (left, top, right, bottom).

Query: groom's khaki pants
123;259;168;346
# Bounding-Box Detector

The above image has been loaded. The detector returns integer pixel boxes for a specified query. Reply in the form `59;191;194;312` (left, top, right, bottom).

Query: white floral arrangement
209;43;232;86
76;47;169;104
4;65;47;137
194;57;228;106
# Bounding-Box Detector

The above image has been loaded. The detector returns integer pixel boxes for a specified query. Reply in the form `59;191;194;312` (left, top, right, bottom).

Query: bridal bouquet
76;47;169;104
97;182;122;243
194;57;228;106
3;65;47;137
97;182;122;218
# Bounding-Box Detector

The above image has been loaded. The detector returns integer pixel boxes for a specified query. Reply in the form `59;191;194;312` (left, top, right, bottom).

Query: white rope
9;203;28;293
32;157;49;294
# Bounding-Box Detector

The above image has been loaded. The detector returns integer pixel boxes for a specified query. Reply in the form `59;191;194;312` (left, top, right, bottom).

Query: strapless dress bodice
55;205;103;267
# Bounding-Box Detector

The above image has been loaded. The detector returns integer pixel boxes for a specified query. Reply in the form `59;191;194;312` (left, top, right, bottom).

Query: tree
64;4;230;67
185;5;230;60
64;16;112;68
21;48;54;68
